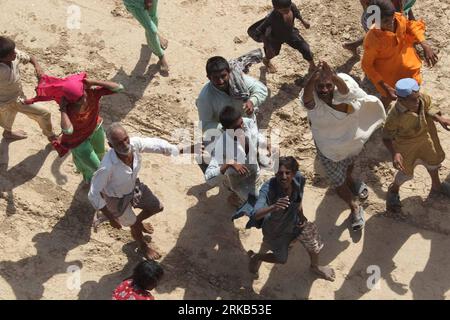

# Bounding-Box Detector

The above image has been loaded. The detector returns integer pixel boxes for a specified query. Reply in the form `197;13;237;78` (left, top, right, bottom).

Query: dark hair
132;260;164;291
278;156;299;173
0;37;15;59
206;56;230;76
272;0;292;9
370;0;396;18
219;106;241;129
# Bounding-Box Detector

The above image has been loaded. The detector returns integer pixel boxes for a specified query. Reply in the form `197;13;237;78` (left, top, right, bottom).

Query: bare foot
159;36;168;50
158;57;169;76
142;222;154;234
311;265;336;282
141;244;161;260
3;130;27;140
263;58;277;73
247;250;261;278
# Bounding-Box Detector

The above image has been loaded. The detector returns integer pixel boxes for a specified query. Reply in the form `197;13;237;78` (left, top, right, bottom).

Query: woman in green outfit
57;78;124;184
124;0;169;73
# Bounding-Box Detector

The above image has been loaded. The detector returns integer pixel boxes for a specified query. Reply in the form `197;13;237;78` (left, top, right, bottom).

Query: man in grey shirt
247;156;335;281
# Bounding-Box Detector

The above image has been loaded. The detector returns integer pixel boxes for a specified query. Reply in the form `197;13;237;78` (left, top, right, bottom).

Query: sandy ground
0;0;450;300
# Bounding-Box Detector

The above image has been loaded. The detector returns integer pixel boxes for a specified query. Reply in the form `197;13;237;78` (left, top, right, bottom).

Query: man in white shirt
300;61;386;231
0;36;55;141
88;122;183;260
204;106;269;207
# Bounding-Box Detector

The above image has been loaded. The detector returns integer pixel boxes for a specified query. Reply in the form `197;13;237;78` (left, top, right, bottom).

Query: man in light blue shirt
196;56;268;138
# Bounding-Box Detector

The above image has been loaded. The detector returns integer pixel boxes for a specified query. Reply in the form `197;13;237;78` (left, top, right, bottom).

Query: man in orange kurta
361;0;438;108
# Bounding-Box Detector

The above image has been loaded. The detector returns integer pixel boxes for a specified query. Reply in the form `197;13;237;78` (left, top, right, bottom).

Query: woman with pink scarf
26;72;124;184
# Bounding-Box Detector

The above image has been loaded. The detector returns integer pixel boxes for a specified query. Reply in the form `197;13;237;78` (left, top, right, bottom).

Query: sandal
350;180;369;200
386;191;402;210
351;206;365;231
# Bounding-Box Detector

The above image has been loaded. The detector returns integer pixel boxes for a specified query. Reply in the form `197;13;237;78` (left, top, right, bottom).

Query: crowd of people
0;0;449;300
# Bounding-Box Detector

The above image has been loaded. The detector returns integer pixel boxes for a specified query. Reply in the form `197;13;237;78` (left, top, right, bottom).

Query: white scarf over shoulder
299;73;386;162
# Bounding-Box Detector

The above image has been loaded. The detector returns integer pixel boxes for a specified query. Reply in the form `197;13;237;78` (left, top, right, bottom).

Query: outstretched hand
421;42;438;67
231;163;250;176
438;116;450;131
243;100;254;115
380;82;397;100
273;196;290;211
393;153;405;172
179;143;204;155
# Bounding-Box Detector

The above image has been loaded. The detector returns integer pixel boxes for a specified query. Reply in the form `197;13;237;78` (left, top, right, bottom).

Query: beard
318;92;332;100
115;144;133;156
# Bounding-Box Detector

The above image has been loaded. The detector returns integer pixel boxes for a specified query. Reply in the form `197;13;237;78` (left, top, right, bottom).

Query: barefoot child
247;157;335;281
383;78;450;210
0;36;56;141
113;260;163;300
247;0;314;73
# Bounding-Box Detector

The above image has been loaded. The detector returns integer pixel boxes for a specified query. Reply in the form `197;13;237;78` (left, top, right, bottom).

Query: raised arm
29;55;44;81
322;62;349;95
15;50;43;81
85;79;124;93
301;66;321;110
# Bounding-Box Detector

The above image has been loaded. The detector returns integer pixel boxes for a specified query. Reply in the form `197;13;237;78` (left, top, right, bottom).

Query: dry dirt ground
0;0;450;300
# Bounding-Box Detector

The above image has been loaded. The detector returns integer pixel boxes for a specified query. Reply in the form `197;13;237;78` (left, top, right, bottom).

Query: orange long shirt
362;13;426;97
